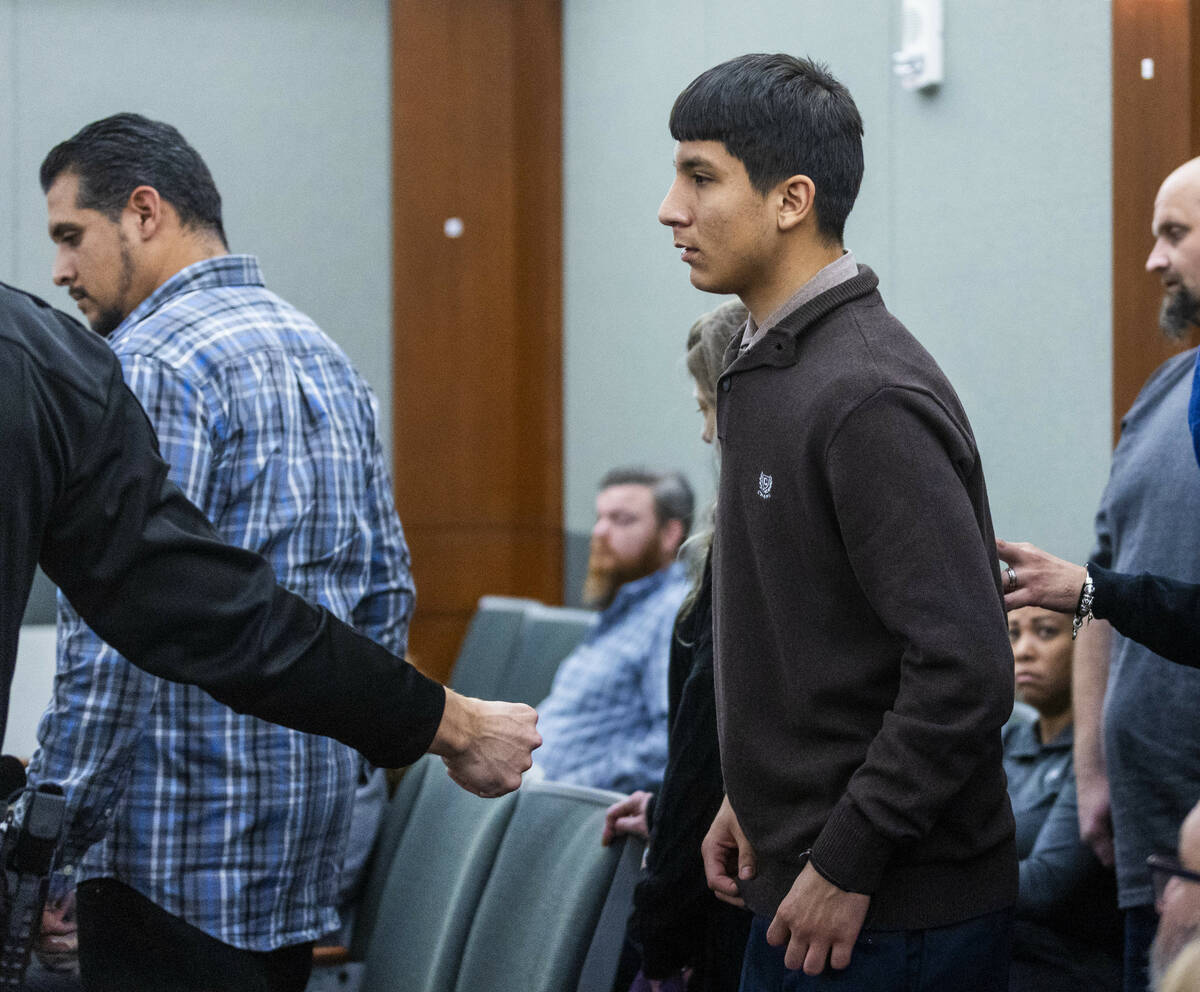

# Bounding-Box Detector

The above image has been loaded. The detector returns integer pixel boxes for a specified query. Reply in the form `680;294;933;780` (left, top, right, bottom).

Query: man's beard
1159;283;1200;340
88;233;136;338
581;537;665;610
1150;916;1200;987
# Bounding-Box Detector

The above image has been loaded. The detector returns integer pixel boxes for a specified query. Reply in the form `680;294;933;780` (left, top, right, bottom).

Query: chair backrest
448;596;531;699
357;756;519;992
575;831;643;992
348;756;434;960
496;603;596;706
451;780;643;992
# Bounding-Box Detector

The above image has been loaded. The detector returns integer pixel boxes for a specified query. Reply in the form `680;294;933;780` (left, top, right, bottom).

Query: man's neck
143;235;229;302
744;241;845;326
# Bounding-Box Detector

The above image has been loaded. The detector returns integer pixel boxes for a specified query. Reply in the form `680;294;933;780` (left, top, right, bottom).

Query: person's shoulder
798;287;953;407
1001;715;1037;755
660;562;691;597
0;280;114;398
1134;346;1196;404
1112;346;1197;443
0;279;51;313
169;279;348;368
0;280;82;339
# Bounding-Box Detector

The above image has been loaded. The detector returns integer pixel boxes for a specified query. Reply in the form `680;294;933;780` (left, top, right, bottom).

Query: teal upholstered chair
496;603;596;707
356;756;519;992
347;756;434;961
450;780;643;992
448;595;531;700
349;772;641;992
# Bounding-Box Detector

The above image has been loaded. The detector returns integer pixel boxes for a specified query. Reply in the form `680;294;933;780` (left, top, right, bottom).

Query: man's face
582;484;671;609
1147;163;1200;339
658;140;777;303
46;173;140;337
1151;804;1200;984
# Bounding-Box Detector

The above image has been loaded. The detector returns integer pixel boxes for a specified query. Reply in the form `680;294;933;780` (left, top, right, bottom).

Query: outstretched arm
29;317;531;783
997;539;1200;668
995;539;1086;613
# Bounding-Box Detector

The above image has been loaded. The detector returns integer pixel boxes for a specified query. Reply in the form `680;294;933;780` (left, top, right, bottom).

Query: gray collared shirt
740;249;858;352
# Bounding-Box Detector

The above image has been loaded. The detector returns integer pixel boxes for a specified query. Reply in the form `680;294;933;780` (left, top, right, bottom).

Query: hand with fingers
430;689;542;797
701;795;756;907
766;861;870;975
35;889;79;974
602;790;653;845
995;538;1087;613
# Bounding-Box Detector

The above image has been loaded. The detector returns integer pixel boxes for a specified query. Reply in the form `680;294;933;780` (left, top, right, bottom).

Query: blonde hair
686;299;746;411
678;299;747;615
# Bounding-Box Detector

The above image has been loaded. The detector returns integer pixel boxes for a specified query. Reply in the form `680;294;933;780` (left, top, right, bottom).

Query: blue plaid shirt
534;563;688;793
27;256;414;950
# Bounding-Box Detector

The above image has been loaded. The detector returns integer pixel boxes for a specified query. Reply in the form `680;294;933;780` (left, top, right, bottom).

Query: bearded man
1070;156;1200;992
533;467;692;792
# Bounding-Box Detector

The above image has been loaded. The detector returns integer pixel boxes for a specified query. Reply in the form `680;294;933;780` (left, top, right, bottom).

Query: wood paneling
1112;0;1200;440
391;0;563;686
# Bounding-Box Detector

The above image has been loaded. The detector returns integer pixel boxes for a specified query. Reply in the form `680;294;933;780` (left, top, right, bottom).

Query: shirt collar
110;254;264;346
740;249;858;352
1007;718;1074;757
598;561;686;623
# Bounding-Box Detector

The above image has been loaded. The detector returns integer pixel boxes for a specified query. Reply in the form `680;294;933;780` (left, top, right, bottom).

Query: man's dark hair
599;467;695;541
40;113;228;247
669;53;864;244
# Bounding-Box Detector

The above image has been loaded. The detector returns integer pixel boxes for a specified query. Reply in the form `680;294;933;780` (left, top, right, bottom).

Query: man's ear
125;185;164;241
660;518;686;561
776;174;816;232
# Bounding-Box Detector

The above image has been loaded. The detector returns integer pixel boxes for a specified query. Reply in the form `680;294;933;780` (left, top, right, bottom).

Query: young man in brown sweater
658;54;1016;991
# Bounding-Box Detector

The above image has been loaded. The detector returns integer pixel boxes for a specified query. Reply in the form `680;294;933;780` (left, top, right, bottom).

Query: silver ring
1004;566;1018;591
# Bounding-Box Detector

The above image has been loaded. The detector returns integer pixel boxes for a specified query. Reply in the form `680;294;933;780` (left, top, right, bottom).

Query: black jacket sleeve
4;282;444;767
1089;563;1200;668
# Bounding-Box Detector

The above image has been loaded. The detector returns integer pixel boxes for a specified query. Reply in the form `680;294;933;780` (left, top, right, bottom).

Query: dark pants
76;878;314;992
739;908;1013;992
1123;903;1158;992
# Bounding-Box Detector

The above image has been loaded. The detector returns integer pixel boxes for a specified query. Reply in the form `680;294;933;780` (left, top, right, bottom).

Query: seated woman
1005;606;1122;992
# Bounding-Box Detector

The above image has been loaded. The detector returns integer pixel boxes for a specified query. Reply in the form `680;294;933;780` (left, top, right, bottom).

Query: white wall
563;0;1113;565
4;626;55;757
0;0;392;446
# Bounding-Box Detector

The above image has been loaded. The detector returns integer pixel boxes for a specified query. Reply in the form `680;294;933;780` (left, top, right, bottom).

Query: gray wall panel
563;0;1112;567
5;0;391;450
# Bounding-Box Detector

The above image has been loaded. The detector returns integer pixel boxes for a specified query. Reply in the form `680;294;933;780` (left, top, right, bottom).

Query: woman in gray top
1005;606;1122;991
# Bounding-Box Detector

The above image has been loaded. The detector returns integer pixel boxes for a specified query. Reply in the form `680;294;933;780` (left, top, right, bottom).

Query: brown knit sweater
712;265;1017;930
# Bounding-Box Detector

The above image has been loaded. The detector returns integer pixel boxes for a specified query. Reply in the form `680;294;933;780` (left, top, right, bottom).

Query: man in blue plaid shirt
28;113;411;992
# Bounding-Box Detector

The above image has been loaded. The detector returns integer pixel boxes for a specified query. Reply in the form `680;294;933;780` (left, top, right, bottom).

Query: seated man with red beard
533;468;692;793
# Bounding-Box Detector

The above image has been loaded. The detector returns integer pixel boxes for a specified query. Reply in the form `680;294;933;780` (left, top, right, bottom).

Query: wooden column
390;0;563;684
